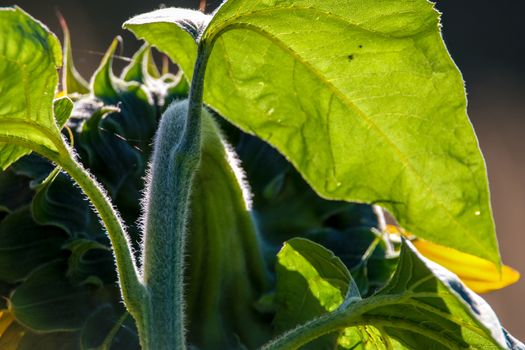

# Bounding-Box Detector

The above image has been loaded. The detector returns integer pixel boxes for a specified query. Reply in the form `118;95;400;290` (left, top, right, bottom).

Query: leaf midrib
0;119;63;151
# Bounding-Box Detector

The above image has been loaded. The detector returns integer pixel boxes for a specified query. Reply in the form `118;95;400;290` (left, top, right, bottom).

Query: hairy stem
261;311;352;350
140;42;211;350
58;152;145;331
1;134;147;343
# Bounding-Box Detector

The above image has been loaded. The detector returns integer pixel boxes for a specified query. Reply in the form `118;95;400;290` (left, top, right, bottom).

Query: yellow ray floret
386;225;520;293
0;310;24;349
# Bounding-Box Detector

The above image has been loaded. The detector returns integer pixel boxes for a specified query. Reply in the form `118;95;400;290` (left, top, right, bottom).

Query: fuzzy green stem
140;42;211;350
1;135;146;344
58;152;145;331
261;310;352;350
260;297;382;349
185;42;212;152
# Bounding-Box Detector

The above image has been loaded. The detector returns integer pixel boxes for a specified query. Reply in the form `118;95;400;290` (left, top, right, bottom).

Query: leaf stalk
57;152;146;334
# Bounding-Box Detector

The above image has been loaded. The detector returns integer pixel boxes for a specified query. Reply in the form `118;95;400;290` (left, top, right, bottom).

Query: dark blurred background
2;0;523;340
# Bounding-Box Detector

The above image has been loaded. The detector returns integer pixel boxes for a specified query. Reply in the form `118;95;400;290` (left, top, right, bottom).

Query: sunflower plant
0;1;522;349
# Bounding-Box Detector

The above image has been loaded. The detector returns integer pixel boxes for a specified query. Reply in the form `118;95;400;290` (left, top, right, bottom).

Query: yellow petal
386;225;520;293
0;310;13;337
0;310;25;348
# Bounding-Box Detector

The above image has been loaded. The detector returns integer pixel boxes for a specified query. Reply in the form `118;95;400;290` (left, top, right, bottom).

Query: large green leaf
271;239;521;349
354;241;520;349
124;0;499;264
0;7;65;169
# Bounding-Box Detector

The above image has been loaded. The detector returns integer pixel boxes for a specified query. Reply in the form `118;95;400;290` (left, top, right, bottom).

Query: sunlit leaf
345;240;521;349
125;0;500;265
273;240;522;349
274;238;358;349
91;38;122;100
53;96;74;129
124;8;211;81
0;7;65;169
305;228;398;296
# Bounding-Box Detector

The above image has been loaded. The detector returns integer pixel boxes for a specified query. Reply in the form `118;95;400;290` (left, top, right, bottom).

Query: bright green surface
185;112;270;349
0;7;64;169
273;238;355;349
271;239;517;349
61;17;89;94
125;0;500;265
356;241;510;349
53;97;74;128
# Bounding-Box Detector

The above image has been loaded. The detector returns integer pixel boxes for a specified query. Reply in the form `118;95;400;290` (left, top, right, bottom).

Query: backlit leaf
53;97;74;129
124;8;211;81
125;0;500;265
272;240;522;349
0;7;65;169
349;241;519;349
59;14;89;95
274;238;358;349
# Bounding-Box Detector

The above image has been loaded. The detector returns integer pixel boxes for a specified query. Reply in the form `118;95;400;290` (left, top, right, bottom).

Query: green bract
0;1;522;350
